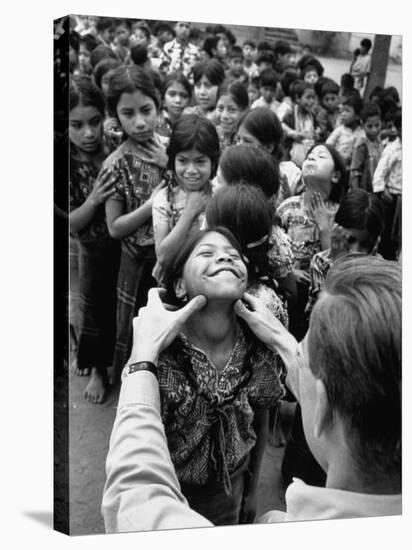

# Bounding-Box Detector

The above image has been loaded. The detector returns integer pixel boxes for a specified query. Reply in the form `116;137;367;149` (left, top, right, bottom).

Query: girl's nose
216;251;233;263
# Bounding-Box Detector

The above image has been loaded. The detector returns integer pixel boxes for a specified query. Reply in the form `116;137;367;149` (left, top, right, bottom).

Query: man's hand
128;288;207;364
234;293;296;357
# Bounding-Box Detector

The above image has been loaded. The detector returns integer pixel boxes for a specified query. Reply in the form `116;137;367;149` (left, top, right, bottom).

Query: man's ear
174;278;187;300
313;379;333;439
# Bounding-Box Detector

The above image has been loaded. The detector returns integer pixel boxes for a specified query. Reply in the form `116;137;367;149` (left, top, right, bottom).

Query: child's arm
70;170;116;234
239;408;268;524
326;126;340;148
372;146;391;194
106;181;165;240
156;191;209;271
350;141;367;190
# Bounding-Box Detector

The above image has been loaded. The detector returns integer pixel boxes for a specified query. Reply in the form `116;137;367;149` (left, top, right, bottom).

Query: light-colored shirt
260;478;401;522
326;124;364;167
251;96;281;116
102;370;212;533
372;137;402;195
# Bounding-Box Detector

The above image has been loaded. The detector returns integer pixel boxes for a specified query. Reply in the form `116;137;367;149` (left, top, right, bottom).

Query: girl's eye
70;122;81;130
90;117;102;127
142;107;153;115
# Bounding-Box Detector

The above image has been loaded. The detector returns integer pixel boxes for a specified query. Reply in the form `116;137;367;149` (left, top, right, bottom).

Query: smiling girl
184;59;225;119
214;81;249;151
152;114;220;282
101;65;168;386
158;227;285;525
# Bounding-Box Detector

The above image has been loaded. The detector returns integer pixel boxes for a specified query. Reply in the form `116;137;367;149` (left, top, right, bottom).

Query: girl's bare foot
70;359;91;377
84;368;108;404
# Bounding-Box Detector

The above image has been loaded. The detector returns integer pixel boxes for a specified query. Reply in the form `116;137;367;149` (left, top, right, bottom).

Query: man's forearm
102;370;211;532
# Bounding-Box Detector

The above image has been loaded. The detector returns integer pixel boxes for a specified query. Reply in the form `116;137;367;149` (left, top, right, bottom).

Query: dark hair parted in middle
166;114;220;177
106;64;160;119
219;144;280;198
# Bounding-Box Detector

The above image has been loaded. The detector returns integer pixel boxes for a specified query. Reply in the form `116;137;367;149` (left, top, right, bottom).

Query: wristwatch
128;361;158;378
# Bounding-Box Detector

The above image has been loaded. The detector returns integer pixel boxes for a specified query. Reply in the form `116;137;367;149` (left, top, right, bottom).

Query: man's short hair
309;255;401;482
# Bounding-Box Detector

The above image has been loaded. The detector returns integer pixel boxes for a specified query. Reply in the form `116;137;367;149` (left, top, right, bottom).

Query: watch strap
128;361;158;378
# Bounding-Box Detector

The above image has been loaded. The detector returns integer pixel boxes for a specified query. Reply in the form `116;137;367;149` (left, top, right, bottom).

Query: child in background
152;114;220;282
277;69;299;122
283;80;318;167
373;107;402;260
350;38;372;96
339;73;358;102
156;72;192;138
102;66;168;386
350;102;383;191
226;46;249;84
315;78;341;141
273;40;293;76
251;68;281;114
247;75;261;105
301;63;320;86
184;59;226;119
326;93;364;167
236;107;303;205
307;189;384;313
214;81;249;151
277;143;348;339
255;51;275;74
130;20;152;50
95;17;115;50
94;58;123;147
112;19;131;63
69;75;120;404
242;40;259;79
77;34;98;75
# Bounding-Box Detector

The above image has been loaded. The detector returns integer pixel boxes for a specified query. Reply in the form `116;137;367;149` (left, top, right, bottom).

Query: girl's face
116;90;157;143
215;94;244;135
297;88;317;113
175;148;212;192
176;231;248;302
116;25;130;46
211;166;229;194
130;29;149;48
78;44;92;72
164;81;190;119
69;105;103;154
194;75;218;112
302;145;336;196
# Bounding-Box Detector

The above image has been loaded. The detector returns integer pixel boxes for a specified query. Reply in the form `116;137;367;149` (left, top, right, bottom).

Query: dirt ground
67;368;291;536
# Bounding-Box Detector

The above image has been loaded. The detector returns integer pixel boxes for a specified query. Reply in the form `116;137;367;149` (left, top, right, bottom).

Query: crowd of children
55;15;402;526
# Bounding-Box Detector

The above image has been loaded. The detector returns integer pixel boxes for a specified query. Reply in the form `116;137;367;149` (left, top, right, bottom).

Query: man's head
301;256;401;490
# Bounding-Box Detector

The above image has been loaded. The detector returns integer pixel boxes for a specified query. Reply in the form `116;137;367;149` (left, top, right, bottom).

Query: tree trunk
364;35;392;100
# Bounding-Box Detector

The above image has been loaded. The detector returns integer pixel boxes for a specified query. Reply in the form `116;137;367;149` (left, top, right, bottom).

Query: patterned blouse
267;224;295;279
277;194;339;272
101;137;167;257
158;327;286;494
69;141;112;246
